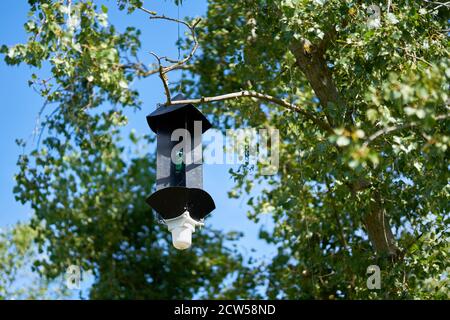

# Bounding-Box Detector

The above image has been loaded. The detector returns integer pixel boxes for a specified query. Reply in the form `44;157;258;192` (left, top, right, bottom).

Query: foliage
1;0;449;299
180;0;449;299
1;0;245;299
0;223;69;299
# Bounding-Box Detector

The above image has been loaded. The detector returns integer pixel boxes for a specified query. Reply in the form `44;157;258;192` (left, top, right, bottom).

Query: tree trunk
289;38;400;257
290;39;344;127
364;191;400;257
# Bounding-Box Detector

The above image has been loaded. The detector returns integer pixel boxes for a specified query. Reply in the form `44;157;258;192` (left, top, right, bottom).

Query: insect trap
146;94;215;250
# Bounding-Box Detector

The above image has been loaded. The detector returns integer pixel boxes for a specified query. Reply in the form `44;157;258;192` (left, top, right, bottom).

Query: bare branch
139;7;201;73
137;6;157;16
138;7;201;104
166;90;334;133
138;6;333;134
149;52;171;105
122;63;191;77
148;16;201;74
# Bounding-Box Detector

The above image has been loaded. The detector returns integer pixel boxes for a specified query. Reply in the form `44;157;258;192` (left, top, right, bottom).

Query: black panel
146;187;216;221
146;94;215;223
146;94;212;134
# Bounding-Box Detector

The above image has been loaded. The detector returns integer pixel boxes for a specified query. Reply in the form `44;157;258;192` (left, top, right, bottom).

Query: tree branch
149;52;171;105
137;6;333;134
139;6;201;76
363;113;450;148
165;90;334;134
148;15;201;74
138;7;201;105
325;179;349;251
364;189;400;257
290;38;345;127
423;0;450;11
387;0;392;13
122;63;191;77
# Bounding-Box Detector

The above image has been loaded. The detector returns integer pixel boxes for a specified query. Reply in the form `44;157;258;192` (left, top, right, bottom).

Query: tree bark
364;191;400;257
290;39;344;127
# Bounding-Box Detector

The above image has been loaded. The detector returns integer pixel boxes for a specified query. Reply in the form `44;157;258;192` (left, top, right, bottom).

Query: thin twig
149;52;171;104
139;7;201;104
122;63;191;77
36;105;61;149
149;15;201;74
402;47;433;67
325;178;349;251
423;0;450;12
138;6;333;134
363;113;450;147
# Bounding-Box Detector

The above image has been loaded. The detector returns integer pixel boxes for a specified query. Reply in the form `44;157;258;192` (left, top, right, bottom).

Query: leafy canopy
1;0;449;299
1;0;249;299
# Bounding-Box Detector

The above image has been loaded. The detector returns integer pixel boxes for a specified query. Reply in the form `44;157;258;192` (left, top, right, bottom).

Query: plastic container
165;211;204;250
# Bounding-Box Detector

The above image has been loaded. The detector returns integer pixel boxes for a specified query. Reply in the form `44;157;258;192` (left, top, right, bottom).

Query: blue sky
0;0;276;289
